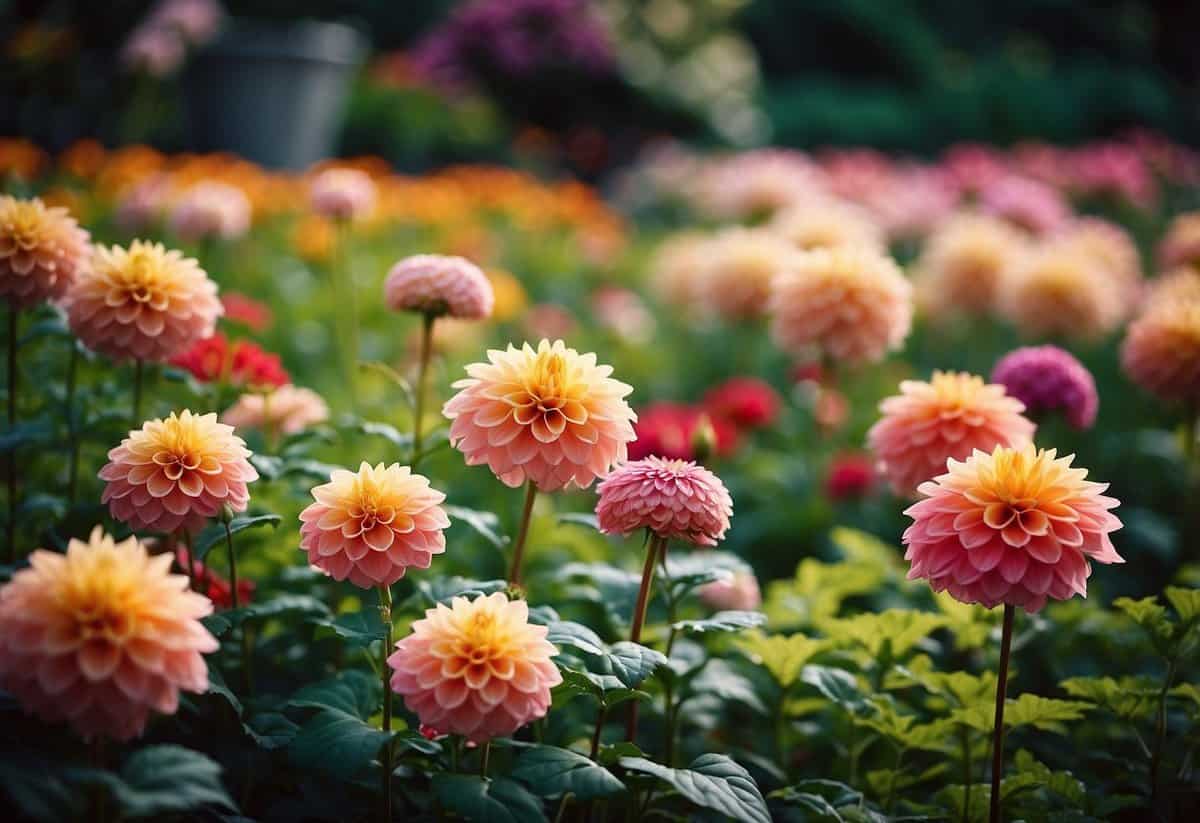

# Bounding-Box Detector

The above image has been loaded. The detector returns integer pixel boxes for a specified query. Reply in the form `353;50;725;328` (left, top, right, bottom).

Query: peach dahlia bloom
65;240;222;362
383;254;494;320
1121;301;1200;402
0;528;218;741
0;195;91;308
769;246;913;365
999;246;1126;341
99;410;257;533
388;592;561;742
1052;218;1142;304
697;227;801;320
913;213;1028;316
1158;211;1200;270
770;199;886;253
222;384;330;436
649;231;708;309
596;457;733;547
444;340;637;491
868;371;1036;497
902;445;1123;613
1143;267;1200;313
299;462;449;588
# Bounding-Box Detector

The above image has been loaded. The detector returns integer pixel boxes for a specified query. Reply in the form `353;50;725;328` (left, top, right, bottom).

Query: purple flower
991;345;1099;430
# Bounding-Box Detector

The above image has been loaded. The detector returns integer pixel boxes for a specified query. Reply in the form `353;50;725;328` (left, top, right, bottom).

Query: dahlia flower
0;195;91;309
902;445;1123;613
979;175;1069;235
591;286;655;344
1144;268;1200;313
628;403;738;462
388;592;561;742
167;181;251;242
1052;218;1143;304
220;291;272;331
596;456;733;547
298;462;449;588
769;246;913;365
703;377;782;430
649;231;708;309
223;385;330;437
1121;301;1200;402
825;453;876;501
115;173;172;233
99;410;257;533
913;213;1028;316
383;254;494;320
697;227;800;320
991;345;1098;430
169;333;289;388
444;340;637;491
1158;211;1200;271
694;149;823;220
868;371;1036;497
309;168;376;221
0;528;218;741
66;240;222;362
699;571;761;611
1000;246;1126;340
769;200;885;253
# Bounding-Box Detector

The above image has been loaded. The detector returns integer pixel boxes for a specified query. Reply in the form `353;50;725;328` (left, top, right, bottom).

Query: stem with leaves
180;528;196;591
508;480;538;586
1150;657;1178;812
626;533;665;742
960;725;973;823
589;703;606;760
411;312;436;468
5;308;17;563
989;604;1015;823
379;584;394;822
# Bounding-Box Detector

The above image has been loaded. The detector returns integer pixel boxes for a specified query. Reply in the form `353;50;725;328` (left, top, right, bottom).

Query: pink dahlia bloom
65;240;222;363
867;371;1036;497
628;403;738;462
444;340;637;491
991;345;1098;430
99;410;258;533
0;528;218;741
309;168;377;221
115;173;172;233
299;462;449;588
902;445;1123;613
595;457;732;547
388;592;561;742
979;175;1070;235
167;181;252;242
223;384;330;437
696;227;801;321
0;195;91;309
698;571;761;611
383;254;495;320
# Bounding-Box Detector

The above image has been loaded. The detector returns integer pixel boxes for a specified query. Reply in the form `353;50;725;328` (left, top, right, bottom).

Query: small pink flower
979;175;1070;235
168;181;251;242
309;168;376;221
699;571;761;611
384;254;494;320
223;385;330;436
596;457;733;547
991;345;1098;430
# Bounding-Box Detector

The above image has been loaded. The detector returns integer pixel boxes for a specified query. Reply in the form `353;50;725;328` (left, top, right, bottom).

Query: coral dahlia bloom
169;332;289;388
167;181;251;242
991;345;1098;430
902;445;1123;613
697;227;800;320
699;571;761;611
999;246;1125;341
309;167;376;221
1121;302;1200;402
0;528;218;741
223;384;330;437
770;246;913;364
628;403;738;462
868;371;1036;497
383;254;494;320
66;240;222;362
388;592;561;742
444;340;637;491
299;462;449;588
595;456;733;547
0;195;91;309
913;213;1028;316
99;410;257;533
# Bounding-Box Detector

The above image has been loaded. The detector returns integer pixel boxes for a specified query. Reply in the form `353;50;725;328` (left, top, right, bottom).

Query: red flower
221;292;273;332
170;333;290;389
825;453;876;501
629;403;738;462
704;377;781;430
174;548;255;611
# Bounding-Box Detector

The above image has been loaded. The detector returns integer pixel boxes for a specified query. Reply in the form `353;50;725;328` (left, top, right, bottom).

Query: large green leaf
511;745;626;800
432;774;548;822
619;754;770;823
193;514;281;561
113;745;235;817
606;642;667;688
545;620;607;657
445;505;509;548
688;659;767;714
288;670;380;719
673;610;766;635
309;609;387;647
801;665;869;714
286;709;391;781
738;631;826;687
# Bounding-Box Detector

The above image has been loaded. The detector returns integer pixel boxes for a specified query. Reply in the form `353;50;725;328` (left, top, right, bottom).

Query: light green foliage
738;630;827;686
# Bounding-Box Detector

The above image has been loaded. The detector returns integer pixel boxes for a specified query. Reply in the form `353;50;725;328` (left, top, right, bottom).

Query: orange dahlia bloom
697;227;799;320
99;410;258;533
913;213;1028;316
868;371;1036;496
1121;301;1200;402
0;195;91;308
1000;246;1125;341
444;340;637;491
388;592;561;742
65;240;222;362
769;246;912;365
0;528;218;741
299;462;449;588
903;445;1123;613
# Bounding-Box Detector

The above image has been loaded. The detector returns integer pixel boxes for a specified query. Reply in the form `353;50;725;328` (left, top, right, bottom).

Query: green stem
411;312;436;468
590;704;607;760
65;342;79;507
552;793;571;823
335;219;359;410
180;529;196;591
884;744;904;813
658;545;678;765
1150;657;1177;813
625;534;664;742
380;584;394;822
961;725;973;823
508;481;538;586
5;307;17;563
132;358;144;429
989;604;1016;823
480;741;491;778
223;516;240;610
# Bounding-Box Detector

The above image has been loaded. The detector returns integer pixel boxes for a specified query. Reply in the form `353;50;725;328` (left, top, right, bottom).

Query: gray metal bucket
183;19;366;170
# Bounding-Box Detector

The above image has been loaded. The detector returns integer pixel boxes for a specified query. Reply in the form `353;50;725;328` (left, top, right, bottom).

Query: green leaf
557;512;599;530
819;609;947;657
1165;586;1200;622
222;594;331;628
408;576;508;608
1114;596;1173;649
192;514;281;562
288;670;380;719
672;610;766;635
688;659;767;714
17;493;66;520
354;419;413;449
446;505;509;548
113;745;235;817
546;620;608;657
606;642;667;688
619;754;770;823
309;609;386;647
738;631;826;687
662;551;753;601
286;710;391;781
1060;675;1158;720
432;774;548;822
245;712;299;750
0;420;53;453
801;666;868;714
1002;694;1090;732
512;745;626;800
